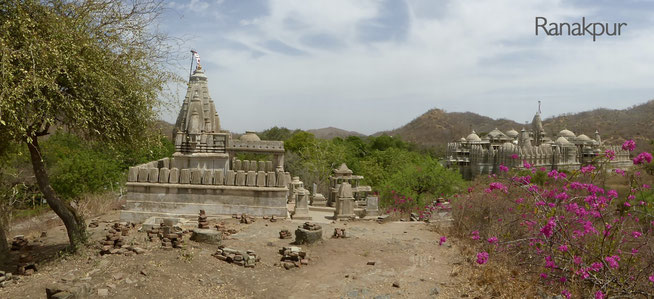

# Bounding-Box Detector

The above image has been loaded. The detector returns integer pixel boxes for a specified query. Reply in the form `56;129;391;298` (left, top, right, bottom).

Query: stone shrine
121;66;292;222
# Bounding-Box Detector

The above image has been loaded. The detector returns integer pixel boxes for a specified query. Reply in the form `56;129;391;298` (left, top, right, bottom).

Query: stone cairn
239;214;255;224
294;222;323;245
279;246;309;270
0;270;13;288
100;222;145;255
146;222;184;249
11;235;28;251
17;253;37;276
212;246;259;267
279;229;292;239
198;210;209;229
332;228;347;238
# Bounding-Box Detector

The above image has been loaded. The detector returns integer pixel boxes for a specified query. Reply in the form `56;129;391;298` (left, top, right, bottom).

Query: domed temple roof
466;130;482;142
556;136;571;145
506;129;519;138
576;134;592;142
239;131;261;142
559;129;575;138
488;128;508;139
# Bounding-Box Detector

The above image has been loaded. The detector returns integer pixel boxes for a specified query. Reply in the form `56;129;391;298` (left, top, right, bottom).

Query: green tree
285;131;316;152
259;126;295;141
0;0;175;250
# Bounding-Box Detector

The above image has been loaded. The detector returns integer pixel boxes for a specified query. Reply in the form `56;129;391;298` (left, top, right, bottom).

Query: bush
450;141;654;297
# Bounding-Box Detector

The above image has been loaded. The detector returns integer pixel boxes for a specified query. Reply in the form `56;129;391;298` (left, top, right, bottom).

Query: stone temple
121;66;292;222
445;106;632;179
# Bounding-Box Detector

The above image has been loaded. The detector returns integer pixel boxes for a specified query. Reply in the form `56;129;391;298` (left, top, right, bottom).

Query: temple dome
466;130;481;142
506;129;519;138
240;131;261;142
576;134;591;141
555;136;571;145
559;129;575;138
487;128;507;139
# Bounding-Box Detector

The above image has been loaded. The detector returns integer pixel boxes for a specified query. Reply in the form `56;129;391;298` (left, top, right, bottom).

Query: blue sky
158;0;654;135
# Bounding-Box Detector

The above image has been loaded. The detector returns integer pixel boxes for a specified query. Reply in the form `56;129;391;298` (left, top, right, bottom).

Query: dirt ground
0;210;486;299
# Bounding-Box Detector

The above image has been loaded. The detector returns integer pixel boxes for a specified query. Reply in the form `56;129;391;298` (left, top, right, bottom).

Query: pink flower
476;251;489;265
581;165;596;174
488;182;508;193
573;256;582;265
649;274;654;283
499;164;509;173
622;139;636;151
615;168;625;176
595;290;605;299
644;184;651;189
562;290;571;299
439;236;447;246
471;230;480;240
558;244;568;252
540;273;548;279
540;217;557;238
511;154;519;160
604;149;616;160
604;255;620;269
631;231;642;238
487;237;498;244
523;161;532;169
633;152;653;165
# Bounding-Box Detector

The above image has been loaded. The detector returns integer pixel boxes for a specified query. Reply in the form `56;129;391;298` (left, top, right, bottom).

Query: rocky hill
306;127;366;140
378;100;654;151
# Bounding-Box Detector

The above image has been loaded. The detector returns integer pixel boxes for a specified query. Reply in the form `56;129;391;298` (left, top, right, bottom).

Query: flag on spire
191;50;201;69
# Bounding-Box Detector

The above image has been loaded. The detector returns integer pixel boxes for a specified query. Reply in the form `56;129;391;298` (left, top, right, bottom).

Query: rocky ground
0;210;487;299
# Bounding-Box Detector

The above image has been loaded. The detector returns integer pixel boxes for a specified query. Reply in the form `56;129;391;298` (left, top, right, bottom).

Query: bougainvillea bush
451;141;654;298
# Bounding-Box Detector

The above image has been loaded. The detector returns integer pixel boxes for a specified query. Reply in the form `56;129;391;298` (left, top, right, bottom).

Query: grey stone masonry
243;160;250;171
246;171;256;187
236;170;246;186
180;169;191;184
267;172;276;187
169;168;180;183
266;161;273;172
159;168;170;183
226;170;236;185
234;159;242;171
128;167;138;182
138;168;149;183
191;169;202;184
256;171;266;187
258;161;265;172
202;170;213;185
214;169;224;185
148;168;159;183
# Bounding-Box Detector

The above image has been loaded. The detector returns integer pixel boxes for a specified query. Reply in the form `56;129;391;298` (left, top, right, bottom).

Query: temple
445;104;632;179
120;66;292;222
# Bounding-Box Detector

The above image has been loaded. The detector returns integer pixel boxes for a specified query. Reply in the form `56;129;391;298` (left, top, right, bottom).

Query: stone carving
333;182;355;220
293;187;311;220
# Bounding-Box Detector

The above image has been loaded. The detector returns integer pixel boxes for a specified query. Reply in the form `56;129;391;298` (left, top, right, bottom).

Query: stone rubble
0;270;13;288
279;246;309;269
197;210;209;229
212;246;259;267
11;235;28;251
17;253;37;276
99;222;144;255
88;219;100;228
239;214;255;224
294;222;323;245
332;228;347;238
279;229;292;239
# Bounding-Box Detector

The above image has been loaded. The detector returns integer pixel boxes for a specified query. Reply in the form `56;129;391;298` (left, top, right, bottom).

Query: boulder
190;229;222;244
294;227;323;245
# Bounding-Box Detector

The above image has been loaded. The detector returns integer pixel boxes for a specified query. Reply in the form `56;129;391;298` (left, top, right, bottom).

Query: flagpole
189;49;195;79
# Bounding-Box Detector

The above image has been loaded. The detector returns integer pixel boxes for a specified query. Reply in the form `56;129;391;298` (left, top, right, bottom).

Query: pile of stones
0;270;13;287
332;228;347;238
145;222;185;249
279;229;292;239
198;210;209;229
17;254;37;276
88;219;99;228
214;222;238;238
212;247;259;267
279;246;309;270
100;222;145;255
294;222;323;245
11;235;28;251
240;214;255;224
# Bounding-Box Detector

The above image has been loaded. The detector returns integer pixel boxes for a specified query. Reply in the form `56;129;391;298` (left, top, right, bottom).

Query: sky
158;0;654;135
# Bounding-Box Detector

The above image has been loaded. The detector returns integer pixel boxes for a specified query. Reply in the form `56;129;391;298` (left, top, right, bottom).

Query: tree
0;0;175;250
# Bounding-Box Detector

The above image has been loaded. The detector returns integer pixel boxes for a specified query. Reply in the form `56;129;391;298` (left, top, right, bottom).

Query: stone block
169;168;179;183
246;171;256;187
234;159;242;171
137;168;149;182
162;157;170;169
236;171;246;186
202;170;213;185
266;161;273;172
294;227;323;245
256;171;266;187
190;169;202;184
249;160;258;172
159;168;170;183
365;196;379;216
190;229;222;245
148;168;159;183
276;171;286;187
226;170;236;185
266;172;276;187
179;169;191;184
214;169;224;185
258;161;266;172
127;167;138;182
242;160;250;171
